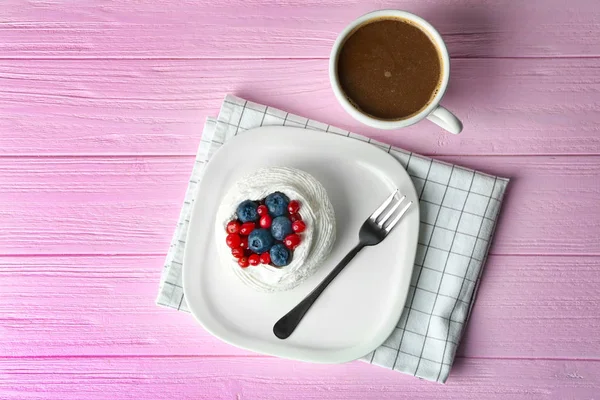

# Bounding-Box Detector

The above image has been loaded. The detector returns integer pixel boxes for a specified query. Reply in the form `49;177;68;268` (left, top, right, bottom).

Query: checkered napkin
156;95;509;383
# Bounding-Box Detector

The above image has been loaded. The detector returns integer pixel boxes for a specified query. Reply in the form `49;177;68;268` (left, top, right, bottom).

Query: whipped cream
215;167;336;292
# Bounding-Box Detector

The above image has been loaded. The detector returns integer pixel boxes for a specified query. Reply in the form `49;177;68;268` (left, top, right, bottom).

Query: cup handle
426;105;463;134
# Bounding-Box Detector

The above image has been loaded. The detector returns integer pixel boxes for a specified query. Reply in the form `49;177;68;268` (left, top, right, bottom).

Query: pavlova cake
215;167;336;292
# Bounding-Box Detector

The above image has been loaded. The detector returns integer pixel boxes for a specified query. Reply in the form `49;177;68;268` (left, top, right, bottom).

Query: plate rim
182;126;419;364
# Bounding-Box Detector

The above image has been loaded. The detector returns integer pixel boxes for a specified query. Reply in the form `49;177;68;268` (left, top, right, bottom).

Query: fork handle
273;243;365;339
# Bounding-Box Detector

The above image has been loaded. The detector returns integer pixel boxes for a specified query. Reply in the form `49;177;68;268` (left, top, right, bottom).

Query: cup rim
329;10;450;129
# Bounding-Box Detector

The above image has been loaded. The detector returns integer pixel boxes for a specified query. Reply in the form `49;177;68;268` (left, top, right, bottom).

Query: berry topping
248;254;260;266
292;220;306;233
289;213;302;222
239;222;255;236
238;257;250;268
228;192;305;270
257;205;268;216
270;243;291;267
248;229;275;254
259;252;271;264
288;200;300;214
231;247;244;259
226;220;241;234
236;200;259;223
226;233;241;249
284;233;301;250
259;214;272;229
265;192;290;217
271;216;293;241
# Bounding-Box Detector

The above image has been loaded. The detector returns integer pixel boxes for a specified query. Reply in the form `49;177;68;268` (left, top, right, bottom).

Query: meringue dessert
215;167;336;292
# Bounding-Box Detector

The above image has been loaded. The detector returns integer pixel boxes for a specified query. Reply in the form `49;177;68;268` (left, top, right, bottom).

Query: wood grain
1;253;600;359
1;0;599;59
3;0;600;396
1;58;600;157
1;156;599;255
1;356;599;399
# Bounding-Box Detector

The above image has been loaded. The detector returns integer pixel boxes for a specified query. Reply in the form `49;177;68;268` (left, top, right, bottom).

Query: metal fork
273;190;412;339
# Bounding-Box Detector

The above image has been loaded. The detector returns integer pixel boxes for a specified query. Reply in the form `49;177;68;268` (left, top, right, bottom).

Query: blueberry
236;200;259;223
248;229;274;254
271;216;293;240
270;243;291;267
265;192;290;217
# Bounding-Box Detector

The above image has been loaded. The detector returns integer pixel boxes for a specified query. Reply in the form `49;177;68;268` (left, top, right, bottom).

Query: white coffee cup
329;10;463;134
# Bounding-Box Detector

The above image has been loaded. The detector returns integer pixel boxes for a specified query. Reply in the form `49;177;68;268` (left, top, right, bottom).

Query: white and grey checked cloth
156;95;509;383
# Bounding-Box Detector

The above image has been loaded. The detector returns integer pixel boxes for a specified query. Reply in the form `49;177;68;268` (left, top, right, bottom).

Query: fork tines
370;190;413;233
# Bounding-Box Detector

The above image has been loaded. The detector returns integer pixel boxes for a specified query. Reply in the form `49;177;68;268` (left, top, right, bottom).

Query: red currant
288;200;300;214
292;220;306;233
248;254;260;266
239;222;255;236
284;233;301;250
240;236;248;249
290;213;302;222
238;257;250;268
260;252;271;264
226;220;241;234
257;205;268;216
231;247;244;259
226;233;241;249
259;214;272;229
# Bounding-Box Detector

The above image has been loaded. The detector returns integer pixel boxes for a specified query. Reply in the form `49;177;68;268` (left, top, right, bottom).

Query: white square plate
183;126;419;363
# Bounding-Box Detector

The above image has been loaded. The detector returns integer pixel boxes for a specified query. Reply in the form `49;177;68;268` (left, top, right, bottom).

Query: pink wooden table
2;1;600;398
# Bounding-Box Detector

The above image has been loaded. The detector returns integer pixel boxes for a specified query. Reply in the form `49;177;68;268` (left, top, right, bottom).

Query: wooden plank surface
1;58;600;157
2;156;599;255
2;255;599;359
1;356;599;400
2;0;600;397
1;0;599;59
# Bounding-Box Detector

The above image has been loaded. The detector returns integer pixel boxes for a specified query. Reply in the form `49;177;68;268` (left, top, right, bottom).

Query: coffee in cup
337;18;442;121
329;10;462;134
